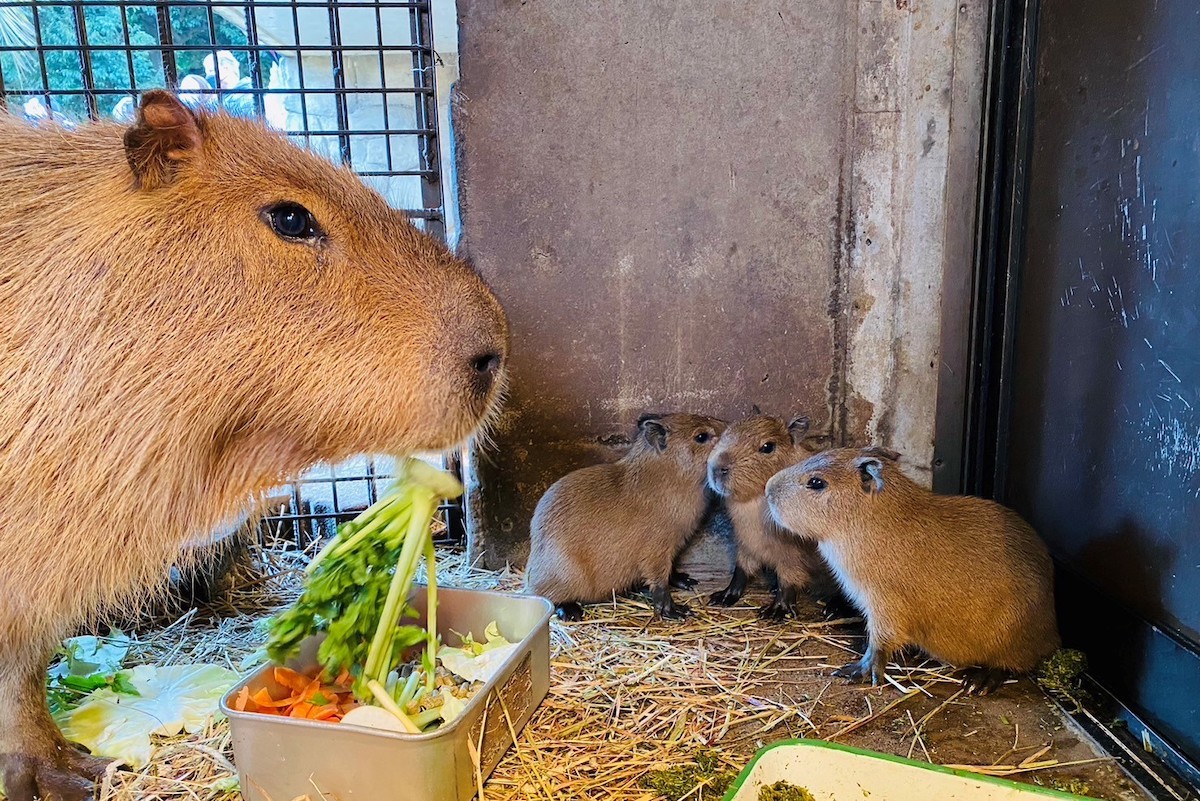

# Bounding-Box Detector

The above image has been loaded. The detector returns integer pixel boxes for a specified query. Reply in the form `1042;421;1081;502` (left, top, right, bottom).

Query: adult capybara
765;447;1060;696
525;412;726;621
0;91;508;799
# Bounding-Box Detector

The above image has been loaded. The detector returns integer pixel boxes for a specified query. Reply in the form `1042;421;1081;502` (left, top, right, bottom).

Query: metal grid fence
0;0;463;546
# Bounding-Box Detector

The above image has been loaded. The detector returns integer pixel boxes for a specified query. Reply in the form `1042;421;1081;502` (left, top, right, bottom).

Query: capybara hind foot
669;570;698;590
649;585;692;620
757;585;799;621
0;751;96;801
555;602;585;622
707;588;741;607
59;743;109;781
0;726;109;801
757;598;798;621
1;661;111;801
707;565;749;607
818;593;860;623
957;666;1014;696
833;644;888;686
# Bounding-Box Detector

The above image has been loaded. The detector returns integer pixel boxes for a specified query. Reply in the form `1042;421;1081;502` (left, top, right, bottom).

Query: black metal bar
118;4;136;92
0;0;432;7
961;0;1041;500
155;3;178;87
241;5;264;118
287;0;310;144
70;1;99;119
28;4;53;110
326;1;350;165
1;83;431;97
373;0;394;172
0;43;427;54
204;6;221;105
408;0;444;240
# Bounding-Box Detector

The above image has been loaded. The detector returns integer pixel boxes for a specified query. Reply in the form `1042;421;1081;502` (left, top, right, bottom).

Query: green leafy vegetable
438;623;517;684
265;458;464;704
46;631;139;716
55;664;238;768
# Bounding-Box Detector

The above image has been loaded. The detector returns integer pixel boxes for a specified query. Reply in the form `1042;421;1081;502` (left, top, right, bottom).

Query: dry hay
85;544;1108;801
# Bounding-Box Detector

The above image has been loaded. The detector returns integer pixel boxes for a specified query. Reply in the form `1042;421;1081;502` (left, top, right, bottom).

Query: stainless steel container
220;586;553;801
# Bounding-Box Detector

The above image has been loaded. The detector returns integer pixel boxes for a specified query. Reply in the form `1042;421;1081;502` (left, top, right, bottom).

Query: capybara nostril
471;351;503;377
468;351;504;398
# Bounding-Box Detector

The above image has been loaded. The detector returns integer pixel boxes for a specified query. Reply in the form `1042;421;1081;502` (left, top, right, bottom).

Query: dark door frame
933;0;1200;795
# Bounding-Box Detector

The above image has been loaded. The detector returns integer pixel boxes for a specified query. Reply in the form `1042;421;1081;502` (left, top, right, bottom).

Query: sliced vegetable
55;664;237;768
265;458;463;704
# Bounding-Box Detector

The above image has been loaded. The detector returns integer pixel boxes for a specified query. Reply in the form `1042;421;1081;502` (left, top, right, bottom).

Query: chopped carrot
251;688;295;708
289;702;316;719
232;686;254;713
243;665;360;723
312;705;341;721
273;667;314;693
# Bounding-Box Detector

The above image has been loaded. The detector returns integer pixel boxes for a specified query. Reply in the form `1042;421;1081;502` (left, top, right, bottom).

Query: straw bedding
76;543;1124;801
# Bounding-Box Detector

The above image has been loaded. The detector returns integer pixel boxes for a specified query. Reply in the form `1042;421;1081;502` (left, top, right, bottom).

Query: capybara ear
855;457;886;495
123;90;203;190
638;416;669;452
786;416;810;444
750;403;762;416
861;445;901;462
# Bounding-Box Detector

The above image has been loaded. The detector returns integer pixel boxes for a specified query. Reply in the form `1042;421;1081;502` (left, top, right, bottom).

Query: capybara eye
806;476;827;491
759;441;776;454
266;202;321;241
694;431;711;444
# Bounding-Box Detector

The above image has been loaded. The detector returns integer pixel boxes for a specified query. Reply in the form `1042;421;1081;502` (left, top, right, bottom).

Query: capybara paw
60;746;110;781
832;660;866;682
958;667;1012;696
833;659;881;685
0;751;97;801
669;570;698;590
656;599;692;620
757;601;797;621
707;588;741;607
819;597;859;622
555;602;585;622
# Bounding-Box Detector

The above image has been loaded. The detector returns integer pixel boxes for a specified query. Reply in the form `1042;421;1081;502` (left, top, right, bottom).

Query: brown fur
706;414;833;618
524;412;725;619
766;447;1061;687
0;91;508;797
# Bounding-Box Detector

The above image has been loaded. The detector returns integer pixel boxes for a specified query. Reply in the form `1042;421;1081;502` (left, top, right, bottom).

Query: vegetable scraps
55;663;238;768
240;626;515;733
264;457;482;733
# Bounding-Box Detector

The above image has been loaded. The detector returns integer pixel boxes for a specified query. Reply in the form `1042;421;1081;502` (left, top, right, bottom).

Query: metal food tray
220;586;553;801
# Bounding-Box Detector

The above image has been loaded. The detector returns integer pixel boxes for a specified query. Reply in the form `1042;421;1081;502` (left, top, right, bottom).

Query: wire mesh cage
0;0;464;546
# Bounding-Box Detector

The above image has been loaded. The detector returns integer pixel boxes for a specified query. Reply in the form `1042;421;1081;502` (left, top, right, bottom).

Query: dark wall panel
1003;0;1200;764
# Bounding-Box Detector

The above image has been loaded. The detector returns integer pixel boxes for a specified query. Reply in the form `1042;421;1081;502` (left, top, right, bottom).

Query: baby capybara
525;412;725;621
0;91;508;800
706;414;851;620
765;447;1060;695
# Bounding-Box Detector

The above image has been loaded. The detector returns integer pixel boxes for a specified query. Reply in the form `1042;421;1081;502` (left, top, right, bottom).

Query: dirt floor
82;546;1152;800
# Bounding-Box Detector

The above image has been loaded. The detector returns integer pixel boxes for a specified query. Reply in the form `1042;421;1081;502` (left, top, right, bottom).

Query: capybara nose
471;351;503;377
708;463;731;493
468;350;504;396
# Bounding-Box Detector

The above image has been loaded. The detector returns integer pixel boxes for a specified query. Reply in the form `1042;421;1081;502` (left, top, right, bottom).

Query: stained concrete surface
454;0;986;567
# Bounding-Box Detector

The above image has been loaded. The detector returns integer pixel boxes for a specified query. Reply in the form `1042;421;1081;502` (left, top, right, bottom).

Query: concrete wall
454;0;986;568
